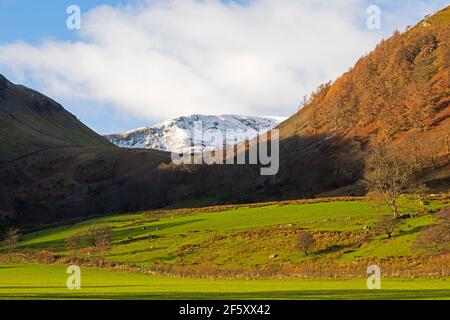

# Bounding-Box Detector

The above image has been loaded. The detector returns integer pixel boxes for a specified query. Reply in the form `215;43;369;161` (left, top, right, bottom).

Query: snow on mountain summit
105;115;281;153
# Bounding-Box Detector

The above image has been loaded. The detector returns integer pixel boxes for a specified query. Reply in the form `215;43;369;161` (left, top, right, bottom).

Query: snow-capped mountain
105;115;282;153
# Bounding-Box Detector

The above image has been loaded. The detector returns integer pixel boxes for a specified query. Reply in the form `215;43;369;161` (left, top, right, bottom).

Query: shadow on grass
313;245;348;255
19;219;206;250
0;285;169;289
114;235;163;246
113;219;206;240
398;225;427;237
19;239;65;250
0;289;449;300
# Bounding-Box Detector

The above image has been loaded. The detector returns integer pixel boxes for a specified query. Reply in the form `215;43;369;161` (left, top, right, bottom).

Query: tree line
0;224;112;266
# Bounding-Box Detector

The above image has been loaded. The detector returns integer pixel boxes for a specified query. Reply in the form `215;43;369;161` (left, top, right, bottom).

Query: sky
0;0;449;134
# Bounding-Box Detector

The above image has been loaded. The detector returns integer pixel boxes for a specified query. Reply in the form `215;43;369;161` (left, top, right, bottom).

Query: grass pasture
1;196;449;300
17;197;447;269
0;264;449;300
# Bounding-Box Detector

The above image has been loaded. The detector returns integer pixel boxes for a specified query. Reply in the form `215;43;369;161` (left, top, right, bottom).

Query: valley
0;4;450;302
1;195;449;299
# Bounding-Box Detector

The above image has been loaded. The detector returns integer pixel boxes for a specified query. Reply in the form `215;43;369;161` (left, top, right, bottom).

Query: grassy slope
0;74;113;162
18;197;448;268
0;264;449;300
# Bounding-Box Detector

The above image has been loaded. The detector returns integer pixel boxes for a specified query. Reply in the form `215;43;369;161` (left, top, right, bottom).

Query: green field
1;196;449;300
18;197;446;267
0;264;449;300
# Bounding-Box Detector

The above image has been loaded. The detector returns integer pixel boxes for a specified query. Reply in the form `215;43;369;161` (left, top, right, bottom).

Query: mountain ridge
105;114;282;153
0;74;114;162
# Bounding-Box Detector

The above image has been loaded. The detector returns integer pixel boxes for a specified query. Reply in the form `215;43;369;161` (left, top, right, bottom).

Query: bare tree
299;94;310;110
3;228;21;262
96;226;112;266
297;230;315;256
88;225;112;266
65;233;84;262
375;216;401;239
363;148;414;219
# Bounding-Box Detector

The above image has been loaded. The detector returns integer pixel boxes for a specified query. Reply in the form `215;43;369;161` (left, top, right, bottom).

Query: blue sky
0;0;242;43
0;0;147;133
0;0;153;133
0;0;448;134
0;1;122;43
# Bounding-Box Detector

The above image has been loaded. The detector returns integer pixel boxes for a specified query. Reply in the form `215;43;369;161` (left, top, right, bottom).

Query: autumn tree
406;133;425;171
407;84;430;132
424;137;443;170
329;105;345;134
297;230;315;256
309;109;320;134
363;148;414;219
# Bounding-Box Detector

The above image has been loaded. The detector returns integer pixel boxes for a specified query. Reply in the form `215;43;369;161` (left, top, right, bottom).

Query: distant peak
105;114;281;153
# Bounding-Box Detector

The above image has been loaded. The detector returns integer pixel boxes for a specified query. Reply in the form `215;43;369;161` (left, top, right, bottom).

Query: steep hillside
0;74;113;162
282;7;449;143
0;74;177;224
273;7;450;196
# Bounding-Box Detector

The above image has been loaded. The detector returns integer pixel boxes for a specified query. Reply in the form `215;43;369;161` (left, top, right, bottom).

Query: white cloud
0;0;445;121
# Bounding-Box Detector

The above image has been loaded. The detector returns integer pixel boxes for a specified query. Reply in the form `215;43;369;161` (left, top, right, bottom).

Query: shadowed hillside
0;75;177;224
0;75;113;162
